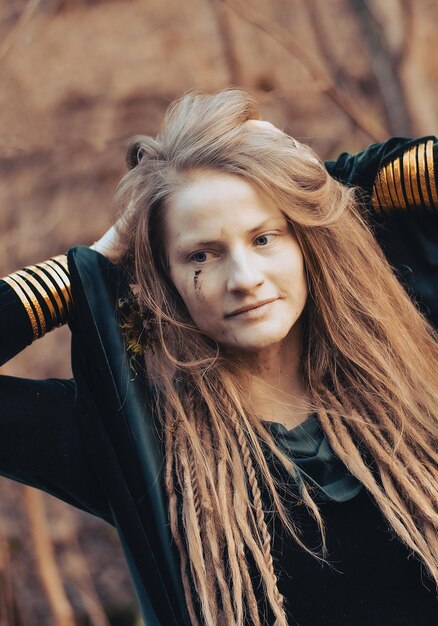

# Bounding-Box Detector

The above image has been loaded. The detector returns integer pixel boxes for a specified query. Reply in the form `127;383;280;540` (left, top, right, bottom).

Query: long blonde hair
115;90;438;625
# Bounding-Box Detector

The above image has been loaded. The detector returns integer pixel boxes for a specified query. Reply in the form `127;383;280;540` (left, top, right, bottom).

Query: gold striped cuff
372;140;438;213
1;254;71;340
15;269;58;325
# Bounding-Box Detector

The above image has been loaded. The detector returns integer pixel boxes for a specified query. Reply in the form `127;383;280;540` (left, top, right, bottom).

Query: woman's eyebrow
176;238;218;254
247;217;286;235
176;217;286;252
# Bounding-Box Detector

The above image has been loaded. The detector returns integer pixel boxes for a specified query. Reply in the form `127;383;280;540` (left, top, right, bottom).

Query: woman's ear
126;140;145;170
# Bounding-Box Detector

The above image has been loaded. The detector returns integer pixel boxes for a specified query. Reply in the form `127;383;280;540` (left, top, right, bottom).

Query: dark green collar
263;413;363;503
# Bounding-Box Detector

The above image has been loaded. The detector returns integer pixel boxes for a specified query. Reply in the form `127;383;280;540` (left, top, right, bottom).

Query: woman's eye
255;234;271;246
190;251;208;263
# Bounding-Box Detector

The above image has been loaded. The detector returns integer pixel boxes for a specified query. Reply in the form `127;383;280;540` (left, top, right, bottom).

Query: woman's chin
220;331;291;356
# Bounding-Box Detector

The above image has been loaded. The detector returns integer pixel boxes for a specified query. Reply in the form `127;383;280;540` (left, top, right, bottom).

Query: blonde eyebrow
247;217;286;235
177;217;286;252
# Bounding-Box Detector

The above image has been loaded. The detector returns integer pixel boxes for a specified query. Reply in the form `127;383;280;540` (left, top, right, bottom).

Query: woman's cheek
171;270;198;313
178;272;208;320
191;267;219;306
193;269;203;295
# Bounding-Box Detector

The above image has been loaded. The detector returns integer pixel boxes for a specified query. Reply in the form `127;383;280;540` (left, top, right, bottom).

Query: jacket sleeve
324;136;438;214
0;278;113;524
0;279;35;365
325;137;438;328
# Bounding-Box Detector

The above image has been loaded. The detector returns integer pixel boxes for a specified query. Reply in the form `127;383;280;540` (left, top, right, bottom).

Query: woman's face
164;171;308;354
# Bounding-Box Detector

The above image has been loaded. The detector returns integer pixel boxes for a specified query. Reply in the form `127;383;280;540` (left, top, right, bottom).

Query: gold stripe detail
3;275;40;339
373;158;410;212
417;142;430;209
378;168;395;211
372;142;438;212
9;273;46;336
44;259;72;302
371;186;382;213
54;258;71;284
51;255;71;300
402;149;414;208
52;254;68;269
2;254;71;341
373;173;386;213
409;146;422;207
390;157;407;209
384;162;401;208
425;139;438;209
16;269;58;325
26;265;66;322
37;262;71;319
38;262;72;316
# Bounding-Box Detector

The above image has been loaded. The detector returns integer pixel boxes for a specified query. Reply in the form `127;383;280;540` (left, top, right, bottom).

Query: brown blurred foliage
0;0;437;623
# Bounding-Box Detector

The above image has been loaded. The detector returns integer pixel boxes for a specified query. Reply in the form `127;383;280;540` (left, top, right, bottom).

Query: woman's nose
226;251;265;293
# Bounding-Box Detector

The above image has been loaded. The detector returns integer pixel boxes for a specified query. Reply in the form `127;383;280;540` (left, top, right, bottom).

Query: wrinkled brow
175;217;287;253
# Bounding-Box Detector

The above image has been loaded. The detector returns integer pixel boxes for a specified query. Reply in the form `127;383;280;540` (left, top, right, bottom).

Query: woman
1;90;437;626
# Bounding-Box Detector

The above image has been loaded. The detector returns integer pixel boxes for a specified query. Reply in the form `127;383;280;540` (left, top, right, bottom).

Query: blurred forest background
0;0;437;624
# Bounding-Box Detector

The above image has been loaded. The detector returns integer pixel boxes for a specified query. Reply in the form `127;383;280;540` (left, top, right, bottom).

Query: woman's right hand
90;224;124;264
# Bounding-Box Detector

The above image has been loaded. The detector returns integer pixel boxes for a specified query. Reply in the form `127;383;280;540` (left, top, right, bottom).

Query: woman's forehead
165;171;285;248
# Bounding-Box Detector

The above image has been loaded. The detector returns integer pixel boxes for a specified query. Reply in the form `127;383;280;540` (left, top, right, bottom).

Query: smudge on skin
194;269;202;290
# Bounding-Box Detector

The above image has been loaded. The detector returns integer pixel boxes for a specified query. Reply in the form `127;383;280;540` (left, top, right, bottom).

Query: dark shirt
257;418;438;625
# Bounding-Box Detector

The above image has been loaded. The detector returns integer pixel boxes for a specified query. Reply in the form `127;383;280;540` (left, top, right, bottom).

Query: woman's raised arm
0;255;71;366
0;253;113;523
324;135;438;214
325;136;438;328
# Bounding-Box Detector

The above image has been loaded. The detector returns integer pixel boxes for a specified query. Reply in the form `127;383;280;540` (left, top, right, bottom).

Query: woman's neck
230;325;311;429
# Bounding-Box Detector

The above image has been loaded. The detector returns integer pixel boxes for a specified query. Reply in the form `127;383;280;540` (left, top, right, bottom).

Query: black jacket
1;137;437;625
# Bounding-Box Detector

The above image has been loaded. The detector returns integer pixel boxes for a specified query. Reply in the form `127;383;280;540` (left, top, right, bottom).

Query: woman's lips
225;298;277;318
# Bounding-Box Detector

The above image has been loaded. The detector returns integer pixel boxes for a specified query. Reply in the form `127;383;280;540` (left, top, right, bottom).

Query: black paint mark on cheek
194;269;202;290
